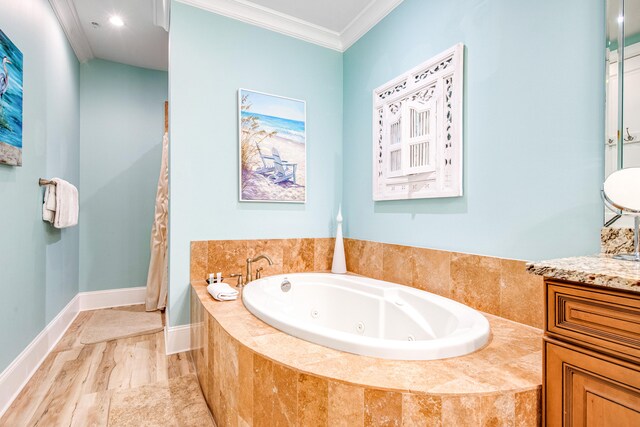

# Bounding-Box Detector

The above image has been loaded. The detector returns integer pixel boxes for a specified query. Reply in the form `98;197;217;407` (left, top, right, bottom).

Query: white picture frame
238;88;307;203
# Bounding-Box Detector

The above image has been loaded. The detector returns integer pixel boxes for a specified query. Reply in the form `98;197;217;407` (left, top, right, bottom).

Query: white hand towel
42;184;57;223
207;282;239;301
51;178;79;229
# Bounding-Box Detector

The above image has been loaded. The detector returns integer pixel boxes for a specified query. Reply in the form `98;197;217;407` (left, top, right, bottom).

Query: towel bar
39;178;56;186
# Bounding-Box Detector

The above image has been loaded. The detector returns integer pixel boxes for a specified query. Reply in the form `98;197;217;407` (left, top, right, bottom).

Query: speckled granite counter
526;255;640;293
601;227;636;255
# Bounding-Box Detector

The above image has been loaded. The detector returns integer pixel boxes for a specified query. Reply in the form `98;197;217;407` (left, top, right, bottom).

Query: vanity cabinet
543;280;640;426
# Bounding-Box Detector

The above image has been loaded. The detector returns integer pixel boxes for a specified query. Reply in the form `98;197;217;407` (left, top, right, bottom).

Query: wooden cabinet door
545;340;640;426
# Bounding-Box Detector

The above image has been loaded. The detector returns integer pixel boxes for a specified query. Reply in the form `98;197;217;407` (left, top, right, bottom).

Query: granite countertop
526;255;640;293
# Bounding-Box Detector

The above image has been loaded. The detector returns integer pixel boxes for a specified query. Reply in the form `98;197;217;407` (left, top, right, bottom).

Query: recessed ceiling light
109;15;124;27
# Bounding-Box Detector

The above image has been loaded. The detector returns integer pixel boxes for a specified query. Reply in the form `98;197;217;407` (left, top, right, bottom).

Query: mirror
605;0;640;225
603;168;640;261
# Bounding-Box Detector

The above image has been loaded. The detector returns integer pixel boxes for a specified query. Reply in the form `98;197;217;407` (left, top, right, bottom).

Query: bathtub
242;273;490;360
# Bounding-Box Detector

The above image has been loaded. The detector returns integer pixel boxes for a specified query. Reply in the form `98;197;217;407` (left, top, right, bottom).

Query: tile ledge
191;278;542;396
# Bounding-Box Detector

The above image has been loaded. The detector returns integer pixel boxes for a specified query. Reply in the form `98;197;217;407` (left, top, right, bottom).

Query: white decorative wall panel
372;44;464;200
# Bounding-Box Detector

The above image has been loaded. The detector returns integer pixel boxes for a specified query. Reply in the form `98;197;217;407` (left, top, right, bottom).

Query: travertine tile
402;393;442;426
481;393;515;427
344;239;384;279
515;389;541;427
364;389;402;426
283;238;315;272
314;238;335;271
237;346;254;425
252;355;274;426
298;374;328;426
361;240;384;280
272;362;299;425
205;316;217;419
328;381;364;426
208;240;248;279
190;282;542;427
218;328;239;415
190;241;209;282
344;238;363;274
247;239;285;277
441;395;483;427
450;253;502;315
412;247;451;297
383;243;414;286
217;391;238;427
500;259;544;329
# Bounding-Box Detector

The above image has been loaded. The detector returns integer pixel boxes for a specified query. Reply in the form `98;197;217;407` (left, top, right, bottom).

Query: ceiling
74;0;169;70
49;0;403;70
49;0;170;71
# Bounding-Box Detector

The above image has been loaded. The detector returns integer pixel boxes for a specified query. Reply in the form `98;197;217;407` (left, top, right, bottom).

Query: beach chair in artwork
255;142;276;176
269;148;297;184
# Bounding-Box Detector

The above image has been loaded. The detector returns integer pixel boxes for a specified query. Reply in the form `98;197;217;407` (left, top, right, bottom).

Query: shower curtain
146;131;169;311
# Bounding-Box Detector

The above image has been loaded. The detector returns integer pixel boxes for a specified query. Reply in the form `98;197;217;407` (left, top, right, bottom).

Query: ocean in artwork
239;89;306;203
0;28;24;166
240;112;305;144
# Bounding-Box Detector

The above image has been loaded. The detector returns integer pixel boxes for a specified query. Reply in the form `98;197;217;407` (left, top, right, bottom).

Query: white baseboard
0;286;148;418
79;286;146;311
0;294;80;417
165;324;191;355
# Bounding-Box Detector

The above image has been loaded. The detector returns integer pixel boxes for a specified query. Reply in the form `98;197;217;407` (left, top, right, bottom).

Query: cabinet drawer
546;281;640;362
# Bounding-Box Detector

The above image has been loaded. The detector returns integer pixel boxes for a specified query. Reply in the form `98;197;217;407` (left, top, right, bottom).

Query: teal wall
343;0;605;261
168;2;343;326
0;0;80;372
79;59;167;292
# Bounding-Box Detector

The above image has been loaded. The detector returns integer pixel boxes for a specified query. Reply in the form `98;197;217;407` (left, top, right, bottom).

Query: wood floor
0;305;215;427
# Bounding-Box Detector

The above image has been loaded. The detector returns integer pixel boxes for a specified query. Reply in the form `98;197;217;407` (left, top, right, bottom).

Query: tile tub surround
343;239;544;329
191;238;545;329
526;255;640;293
601;227;636;255
190;238;336;284
190;283;542;427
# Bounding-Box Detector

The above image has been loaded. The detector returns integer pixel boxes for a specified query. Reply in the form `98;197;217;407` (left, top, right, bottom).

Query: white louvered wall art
372;44;464;200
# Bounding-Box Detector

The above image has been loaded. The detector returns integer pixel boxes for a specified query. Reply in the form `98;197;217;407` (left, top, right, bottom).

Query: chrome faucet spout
246;254;274;282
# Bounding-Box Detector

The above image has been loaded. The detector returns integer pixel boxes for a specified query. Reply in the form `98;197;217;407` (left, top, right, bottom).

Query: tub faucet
246;254;273;282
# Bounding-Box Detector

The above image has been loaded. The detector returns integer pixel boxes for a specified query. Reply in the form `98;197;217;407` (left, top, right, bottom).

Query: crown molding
178;0;342;50
177;0;404;52
48;0;94;62
340;0;403;51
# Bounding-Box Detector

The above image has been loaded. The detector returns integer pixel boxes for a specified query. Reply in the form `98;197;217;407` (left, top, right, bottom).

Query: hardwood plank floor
0;306;214;427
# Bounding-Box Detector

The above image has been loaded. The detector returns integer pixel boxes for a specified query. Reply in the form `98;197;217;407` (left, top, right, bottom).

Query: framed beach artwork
239;88;306;203
0;28;23;167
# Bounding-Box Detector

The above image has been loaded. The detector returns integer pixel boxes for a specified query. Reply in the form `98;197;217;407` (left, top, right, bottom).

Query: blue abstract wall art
0;28;23;166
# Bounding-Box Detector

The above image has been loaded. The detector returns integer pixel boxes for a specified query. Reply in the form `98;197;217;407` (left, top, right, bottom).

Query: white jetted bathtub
242;273;490;360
